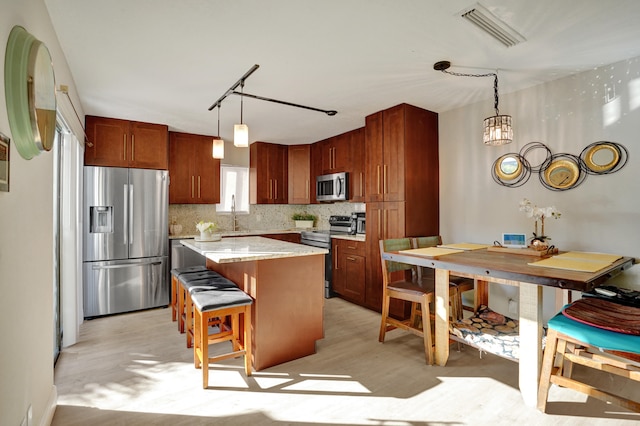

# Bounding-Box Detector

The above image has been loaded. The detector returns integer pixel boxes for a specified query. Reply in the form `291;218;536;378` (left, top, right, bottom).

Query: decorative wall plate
580;141;627;174
492;153;530;187
4;26;56;160
541;155;582;190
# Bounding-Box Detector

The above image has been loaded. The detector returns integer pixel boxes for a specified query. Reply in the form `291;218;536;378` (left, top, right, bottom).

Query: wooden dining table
381;246;635;407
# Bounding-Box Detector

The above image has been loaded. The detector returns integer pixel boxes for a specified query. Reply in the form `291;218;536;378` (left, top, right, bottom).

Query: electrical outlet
508;299;518;314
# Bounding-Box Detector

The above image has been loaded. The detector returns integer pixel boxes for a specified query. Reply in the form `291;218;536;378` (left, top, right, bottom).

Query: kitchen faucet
231;194;238;231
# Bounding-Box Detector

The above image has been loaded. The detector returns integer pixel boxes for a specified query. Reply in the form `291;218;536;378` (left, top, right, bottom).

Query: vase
199;230;220;241
530;239;549;251
295;220;314;229
169;223;182;236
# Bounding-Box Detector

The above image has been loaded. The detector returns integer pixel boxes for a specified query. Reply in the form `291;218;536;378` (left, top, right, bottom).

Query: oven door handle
300;239;331;249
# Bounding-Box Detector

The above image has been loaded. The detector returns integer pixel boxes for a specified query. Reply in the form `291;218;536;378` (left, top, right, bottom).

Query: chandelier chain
441;69;501;116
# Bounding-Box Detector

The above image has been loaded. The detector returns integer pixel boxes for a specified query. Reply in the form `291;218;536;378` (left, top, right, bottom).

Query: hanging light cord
439;68;501;116
240;82;244;124
216;102;221;136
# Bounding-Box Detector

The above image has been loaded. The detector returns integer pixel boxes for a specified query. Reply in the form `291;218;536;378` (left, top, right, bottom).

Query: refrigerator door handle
92;260;163;270
129;183;134;245
123;184;128;245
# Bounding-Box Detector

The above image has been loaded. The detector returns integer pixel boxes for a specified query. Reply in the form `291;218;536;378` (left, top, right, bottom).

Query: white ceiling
45;0;640;145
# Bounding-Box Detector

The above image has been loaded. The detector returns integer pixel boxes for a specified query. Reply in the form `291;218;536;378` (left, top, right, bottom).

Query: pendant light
233;81;249;147
434;61;513;146
212;102;224;159
482;72;513;146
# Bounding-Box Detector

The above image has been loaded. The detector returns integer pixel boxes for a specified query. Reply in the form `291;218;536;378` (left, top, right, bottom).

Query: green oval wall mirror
4;26;56;160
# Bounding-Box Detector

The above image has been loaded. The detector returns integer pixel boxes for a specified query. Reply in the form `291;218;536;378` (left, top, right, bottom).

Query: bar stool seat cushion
192;288;253;312
171;265;209;277
178;270;224;283
549;309;640;354
184;277;237;295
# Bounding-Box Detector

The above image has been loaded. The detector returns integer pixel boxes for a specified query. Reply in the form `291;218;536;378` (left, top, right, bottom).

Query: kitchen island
181;236;327;370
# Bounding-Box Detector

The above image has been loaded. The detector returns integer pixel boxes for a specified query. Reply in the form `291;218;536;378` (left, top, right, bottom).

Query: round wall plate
581;142;622;174
542;156;581;190
4;26;56;160
494;154;523;181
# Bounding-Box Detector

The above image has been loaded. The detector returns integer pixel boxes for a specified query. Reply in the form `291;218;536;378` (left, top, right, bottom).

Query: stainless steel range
300;215;351;298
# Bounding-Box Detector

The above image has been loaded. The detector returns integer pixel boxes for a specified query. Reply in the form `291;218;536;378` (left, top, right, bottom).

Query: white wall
439;56;640;319
0;0;81;424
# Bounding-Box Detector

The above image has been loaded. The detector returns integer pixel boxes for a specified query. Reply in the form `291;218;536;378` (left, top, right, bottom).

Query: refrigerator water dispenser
90;206;113;233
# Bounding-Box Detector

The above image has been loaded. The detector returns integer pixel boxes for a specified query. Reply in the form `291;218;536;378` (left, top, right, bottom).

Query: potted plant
292;212;316;229
196;220;220;241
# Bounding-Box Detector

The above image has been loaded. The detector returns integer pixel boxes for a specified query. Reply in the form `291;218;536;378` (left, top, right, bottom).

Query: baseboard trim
40;385;57;426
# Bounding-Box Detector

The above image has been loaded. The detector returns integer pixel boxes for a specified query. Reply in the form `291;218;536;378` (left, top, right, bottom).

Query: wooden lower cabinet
263;233;301;244
332;239;366;305
365;201;409;318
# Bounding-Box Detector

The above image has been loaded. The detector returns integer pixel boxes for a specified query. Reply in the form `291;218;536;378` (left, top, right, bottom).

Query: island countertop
180;236;327;263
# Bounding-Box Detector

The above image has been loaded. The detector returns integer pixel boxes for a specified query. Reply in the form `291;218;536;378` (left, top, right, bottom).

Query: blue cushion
549;312;640;354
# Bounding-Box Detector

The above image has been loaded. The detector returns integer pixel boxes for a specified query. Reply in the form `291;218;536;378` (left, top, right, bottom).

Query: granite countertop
180;236;328;263
171;229;366;242
331;234;366;242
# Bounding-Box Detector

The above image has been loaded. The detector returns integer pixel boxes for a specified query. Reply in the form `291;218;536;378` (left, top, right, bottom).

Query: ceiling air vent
461;3;525;47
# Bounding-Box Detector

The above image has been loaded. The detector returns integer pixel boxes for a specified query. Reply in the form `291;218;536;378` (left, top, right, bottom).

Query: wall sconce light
233;82;249;147
212;102;224;159
434;60;513;146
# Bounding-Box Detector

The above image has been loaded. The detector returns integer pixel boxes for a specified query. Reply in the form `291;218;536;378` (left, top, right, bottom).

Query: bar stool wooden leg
171;275;178;322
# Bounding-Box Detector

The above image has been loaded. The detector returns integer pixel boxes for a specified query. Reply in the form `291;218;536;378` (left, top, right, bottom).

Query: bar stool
183;276;238;348
170;266;209;321
192;287;253;389
177;270;226;333
538;298;640;413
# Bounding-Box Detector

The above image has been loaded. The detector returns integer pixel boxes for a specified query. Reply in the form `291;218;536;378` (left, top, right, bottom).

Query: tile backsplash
169;202;365;235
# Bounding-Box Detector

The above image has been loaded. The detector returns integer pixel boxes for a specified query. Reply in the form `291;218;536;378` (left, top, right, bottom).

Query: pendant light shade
212;137;224;159
233;123;248;147
212;103;225;158
483;115;513;146
234;81;249;147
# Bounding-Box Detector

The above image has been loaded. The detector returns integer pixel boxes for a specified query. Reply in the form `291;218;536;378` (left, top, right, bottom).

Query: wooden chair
379;238;437;364
538;298;640;413
412;236;475;320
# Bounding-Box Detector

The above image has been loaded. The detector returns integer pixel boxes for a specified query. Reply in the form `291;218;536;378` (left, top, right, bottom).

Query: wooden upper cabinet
348;127;365;202
288;144;311;204
364;103;438;204
168;132;220;204
309;142;322;204
320;134;348;174
85;115;168;169
250;142;288;204
365;112;384;202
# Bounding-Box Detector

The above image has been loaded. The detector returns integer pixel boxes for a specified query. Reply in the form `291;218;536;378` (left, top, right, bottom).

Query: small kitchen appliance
349;212;366;235
316;172;349;202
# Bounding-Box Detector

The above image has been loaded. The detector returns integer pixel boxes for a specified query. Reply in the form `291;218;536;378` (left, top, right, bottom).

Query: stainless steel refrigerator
83;166;169;318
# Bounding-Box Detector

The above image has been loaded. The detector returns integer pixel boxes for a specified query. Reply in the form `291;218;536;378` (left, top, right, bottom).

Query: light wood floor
53;297;639;425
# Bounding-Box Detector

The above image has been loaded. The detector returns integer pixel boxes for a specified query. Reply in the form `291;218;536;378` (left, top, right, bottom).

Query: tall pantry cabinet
364;103;439;312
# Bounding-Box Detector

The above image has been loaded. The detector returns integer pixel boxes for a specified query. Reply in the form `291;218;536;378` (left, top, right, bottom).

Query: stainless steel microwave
316;172;349;202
